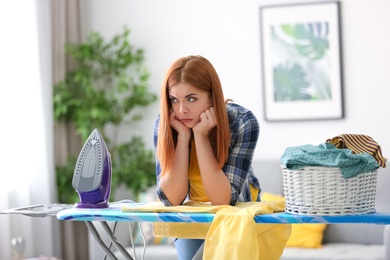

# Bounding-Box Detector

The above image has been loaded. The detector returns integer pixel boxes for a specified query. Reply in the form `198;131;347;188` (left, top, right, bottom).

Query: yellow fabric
203;202;291;260
261;192;327;248
286;224;327;248
250;182;260;201
188;139;260;202
188;139;209;202
153;183;259;239
122;201;291;260
153;222;211;239
123;200;229;213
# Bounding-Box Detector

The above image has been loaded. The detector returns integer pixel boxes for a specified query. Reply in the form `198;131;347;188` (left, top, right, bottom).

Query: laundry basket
282;166;378;215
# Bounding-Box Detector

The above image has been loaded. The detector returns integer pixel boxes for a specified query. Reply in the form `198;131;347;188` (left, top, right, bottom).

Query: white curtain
0;0;61;259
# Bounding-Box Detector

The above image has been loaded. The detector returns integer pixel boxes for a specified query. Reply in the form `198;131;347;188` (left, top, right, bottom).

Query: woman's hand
193;107;217;136
170;110;191;137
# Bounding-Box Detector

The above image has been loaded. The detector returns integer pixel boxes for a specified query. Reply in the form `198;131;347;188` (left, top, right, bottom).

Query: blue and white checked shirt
153;102;261;206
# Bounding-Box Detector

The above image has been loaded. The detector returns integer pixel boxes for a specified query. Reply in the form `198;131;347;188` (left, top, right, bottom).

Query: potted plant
54;26;157;204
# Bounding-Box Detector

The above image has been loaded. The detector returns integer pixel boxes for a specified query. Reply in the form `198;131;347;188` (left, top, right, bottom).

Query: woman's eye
188;97;197;102
170;97;178;103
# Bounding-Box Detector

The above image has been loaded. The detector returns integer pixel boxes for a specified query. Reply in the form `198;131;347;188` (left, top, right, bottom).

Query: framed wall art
260;2;344;121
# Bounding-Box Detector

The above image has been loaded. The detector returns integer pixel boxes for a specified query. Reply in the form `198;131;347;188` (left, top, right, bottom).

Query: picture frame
260;2;344;121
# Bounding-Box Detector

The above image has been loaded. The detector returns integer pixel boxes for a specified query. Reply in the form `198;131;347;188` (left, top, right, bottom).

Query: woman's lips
180;118;193;124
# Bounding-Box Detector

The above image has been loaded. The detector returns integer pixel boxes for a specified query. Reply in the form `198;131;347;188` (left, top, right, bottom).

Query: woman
154;55;261;259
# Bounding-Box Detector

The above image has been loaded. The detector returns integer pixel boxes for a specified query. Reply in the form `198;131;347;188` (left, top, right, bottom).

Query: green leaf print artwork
281;23;329;61
271;22;332;102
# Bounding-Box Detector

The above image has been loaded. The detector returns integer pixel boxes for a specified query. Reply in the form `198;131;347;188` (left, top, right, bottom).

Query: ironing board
57;201;390;224
4;202;390;260
54;201;390;260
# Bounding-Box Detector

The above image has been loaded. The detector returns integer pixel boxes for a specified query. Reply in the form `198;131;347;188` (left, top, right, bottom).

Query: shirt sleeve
223;110;260;205
153;115;169;205
153;115;161;184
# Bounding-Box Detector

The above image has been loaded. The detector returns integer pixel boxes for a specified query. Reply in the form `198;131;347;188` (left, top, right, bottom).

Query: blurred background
0;0;389;259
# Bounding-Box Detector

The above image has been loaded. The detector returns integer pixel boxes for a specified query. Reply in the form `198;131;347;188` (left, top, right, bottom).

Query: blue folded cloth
280;143;379;178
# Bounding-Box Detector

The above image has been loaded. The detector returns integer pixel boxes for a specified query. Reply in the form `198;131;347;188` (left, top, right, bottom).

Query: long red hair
156;55;231;175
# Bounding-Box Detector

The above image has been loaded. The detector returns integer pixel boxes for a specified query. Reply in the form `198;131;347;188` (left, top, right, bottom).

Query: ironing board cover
56;201;390;224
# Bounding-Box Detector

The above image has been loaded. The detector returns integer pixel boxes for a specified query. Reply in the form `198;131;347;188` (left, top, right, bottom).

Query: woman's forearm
194;134;231;205
158;134;190;205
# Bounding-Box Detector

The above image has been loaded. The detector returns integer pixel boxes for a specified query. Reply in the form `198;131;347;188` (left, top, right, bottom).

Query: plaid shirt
154;103;261;206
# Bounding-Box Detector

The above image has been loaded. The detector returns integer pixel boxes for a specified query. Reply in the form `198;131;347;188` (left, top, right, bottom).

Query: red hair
156;55;231;175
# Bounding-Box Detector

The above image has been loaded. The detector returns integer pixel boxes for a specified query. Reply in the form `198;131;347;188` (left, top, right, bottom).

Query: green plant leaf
273;62;311;101
280;23;329;61
53;26;157;202
55;157;79;204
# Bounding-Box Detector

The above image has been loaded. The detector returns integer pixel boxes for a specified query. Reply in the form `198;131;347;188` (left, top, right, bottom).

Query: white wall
81;0;390;161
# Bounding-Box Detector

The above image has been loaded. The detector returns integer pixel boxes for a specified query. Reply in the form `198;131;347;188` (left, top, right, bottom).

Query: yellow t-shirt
188;139;209;202
188;139;260;202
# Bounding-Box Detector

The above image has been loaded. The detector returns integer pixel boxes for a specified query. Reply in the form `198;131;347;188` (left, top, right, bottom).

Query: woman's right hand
170;111;191;138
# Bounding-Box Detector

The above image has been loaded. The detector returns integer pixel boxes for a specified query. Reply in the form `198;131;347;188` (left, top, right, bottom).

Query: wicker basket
282;166;378;215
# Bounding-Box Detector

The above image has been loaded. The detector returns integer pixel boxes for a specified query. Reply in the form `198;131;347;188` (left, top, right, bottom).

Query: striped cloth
326;134;387;167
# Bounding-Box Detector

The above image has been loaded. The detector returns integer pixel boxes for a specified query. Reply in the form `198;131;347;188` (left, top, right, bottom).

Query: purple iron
72;128;112;208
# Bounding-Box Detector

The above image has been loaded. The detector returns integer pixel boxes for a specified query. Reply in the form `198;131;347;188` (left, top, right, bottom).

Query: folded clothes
280;143;379;178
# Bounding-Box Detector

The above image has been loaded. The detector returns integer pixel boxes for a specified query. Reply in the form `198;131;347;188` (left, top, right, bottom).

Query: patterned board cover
56;202;390;224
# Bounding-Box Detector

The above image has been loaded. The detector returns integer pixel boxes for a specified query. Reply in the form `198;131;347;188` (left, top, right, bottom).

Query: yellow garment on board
188;139;209;202
204;203;291;260
122;200;291;260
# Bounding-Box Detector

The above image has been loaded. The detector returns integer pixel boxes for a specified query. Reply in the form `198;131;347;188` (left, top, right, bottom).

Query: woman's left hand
193;107;217;136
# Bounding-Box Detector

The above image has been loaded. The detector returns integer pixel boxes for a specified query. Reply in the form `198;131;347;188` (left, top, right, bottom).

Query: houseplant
54;26;157;204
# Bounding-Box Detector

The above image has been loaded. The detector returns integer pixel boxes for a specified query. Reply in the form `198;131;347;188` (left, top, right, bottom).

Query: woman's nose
179;103;188;114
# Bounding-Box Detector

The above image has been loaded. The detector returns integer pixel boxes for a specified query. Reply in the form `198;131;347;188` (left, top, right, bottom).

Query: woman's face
169;82;213;128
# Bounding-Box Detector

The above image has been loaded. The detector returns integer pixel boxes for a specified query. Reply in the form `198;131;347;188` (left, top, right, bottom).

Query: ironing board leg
85;221;119;260
100;221;134;260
